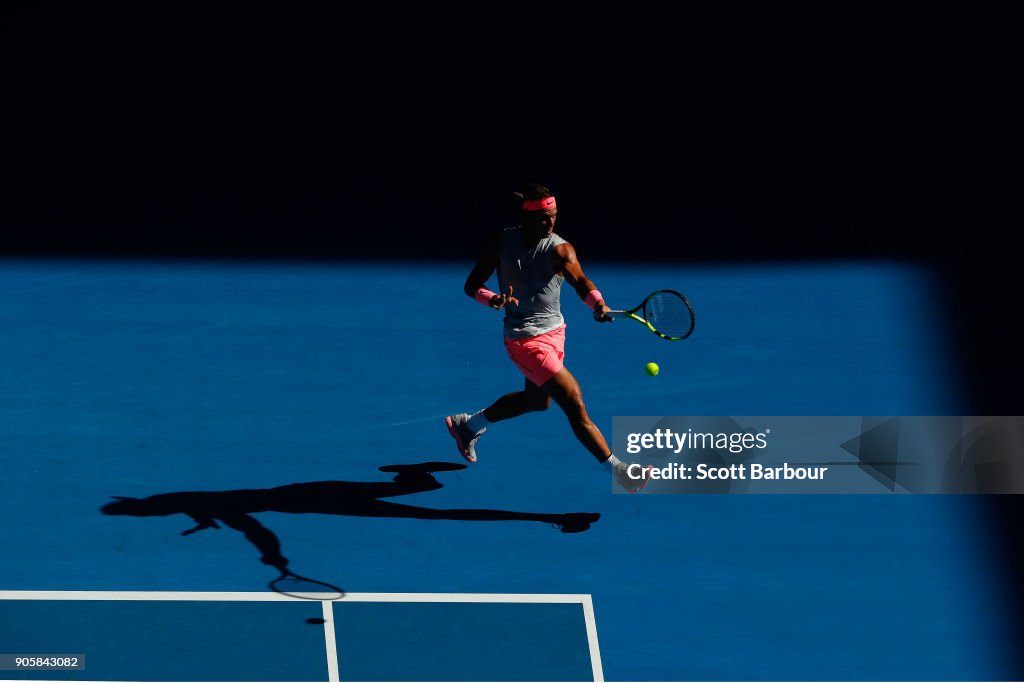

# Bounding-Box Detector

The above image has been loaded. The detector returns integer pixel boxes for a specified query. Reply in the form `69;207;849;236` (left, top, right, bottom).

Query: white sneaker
445;413;485;463
614;461;653;493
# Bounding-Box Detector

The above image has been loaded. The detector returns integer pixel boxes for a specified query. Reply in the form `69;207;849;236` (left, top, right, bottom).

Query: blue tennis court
0;259;1015;680
0;592;598;681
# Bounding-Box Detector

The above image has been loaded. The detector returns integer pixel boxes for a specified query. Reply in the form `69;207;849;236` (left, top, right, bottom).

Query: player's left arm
553;243;612;322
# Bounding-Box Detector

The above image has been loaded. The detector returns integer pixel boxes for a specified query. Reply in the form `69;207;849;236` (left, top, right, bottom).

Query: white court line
582;594;604;683
0;591;591;603
321;601;339;682
367;415;443;429
0;591;602;682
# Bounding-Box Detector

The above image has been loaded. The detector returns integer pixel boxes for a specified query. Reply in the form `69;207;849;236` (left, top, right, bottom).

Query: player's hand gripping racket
604;290;695;340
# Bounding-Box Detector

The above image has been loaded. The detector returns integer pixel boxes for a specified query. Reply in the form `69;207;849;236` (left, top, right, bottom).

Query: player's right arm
463;232;518;309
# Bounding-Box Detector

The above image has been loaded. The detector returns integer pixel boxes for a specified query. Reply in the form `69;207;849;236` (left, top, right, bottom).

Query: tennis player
445;183;652;493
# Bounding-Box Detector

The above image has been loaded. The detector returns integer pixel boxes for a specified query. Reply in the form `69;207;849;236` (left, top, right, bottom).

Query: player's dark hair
517;183;553;200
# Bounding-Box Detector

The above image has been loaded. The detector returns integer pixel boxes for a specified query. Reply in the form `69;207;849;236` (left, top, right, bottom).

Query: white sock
600;453;623;470
466;410;491;433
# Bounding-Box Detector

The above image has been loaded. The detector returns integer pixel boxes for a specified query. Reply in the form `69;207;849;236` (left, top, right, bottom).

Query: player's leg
542;367;653;492
540;367;610;462
481;378;551;422
446;328;563;463
445;379;549;463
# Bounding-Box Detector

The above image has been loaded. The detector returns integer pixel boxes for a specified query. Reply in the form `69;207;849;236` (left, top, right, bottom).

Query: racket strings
643;292;694;338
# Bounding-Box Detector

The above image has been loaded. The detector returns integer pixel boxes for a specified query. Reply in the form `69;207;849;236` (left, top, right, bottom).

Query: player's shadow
100;462;600;573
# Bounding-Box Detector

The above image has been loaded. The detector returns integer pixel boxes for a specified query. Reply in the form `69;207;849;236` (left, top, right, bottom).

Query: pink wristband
475;287;498;307
584;289;604;310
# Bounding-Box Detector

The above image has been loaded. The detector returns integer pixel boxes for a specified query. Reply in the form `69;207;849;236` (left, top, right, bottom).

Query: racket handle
605;310;628;319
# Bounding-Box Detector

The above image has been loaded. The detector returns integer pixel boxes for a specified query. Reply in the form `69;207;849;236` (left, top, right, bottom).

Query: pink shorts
504;325;566;387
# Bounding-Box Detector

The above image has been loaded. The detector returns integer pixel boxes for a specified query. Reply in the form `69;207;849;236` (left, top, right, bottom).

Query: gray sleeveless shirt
496;226;567;339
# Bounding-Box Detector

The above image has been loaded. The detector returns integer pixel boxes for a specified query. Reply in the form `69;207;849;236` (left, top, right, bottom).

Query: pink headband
521;196;556;212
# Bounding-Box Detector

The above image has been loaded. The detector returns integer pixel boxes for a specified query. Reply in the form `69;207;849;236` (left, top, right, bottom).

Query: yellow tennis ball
645;362;660;377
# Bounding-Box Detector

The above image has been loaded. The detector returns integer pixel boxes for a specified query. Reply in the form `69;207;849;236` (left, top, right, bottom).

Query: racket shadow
269;569;345;601
101;461;601;596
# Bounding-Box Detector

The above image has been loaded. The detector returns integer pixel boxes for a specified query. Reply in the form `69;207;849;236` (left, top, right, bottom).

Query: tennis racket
605;290;695;340
269;569;345;601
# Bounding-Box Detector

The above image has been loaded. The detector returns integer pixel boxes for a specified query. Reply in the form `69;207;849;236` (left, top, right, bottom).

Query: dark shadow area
980;495;1024;674
99;461;600;578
